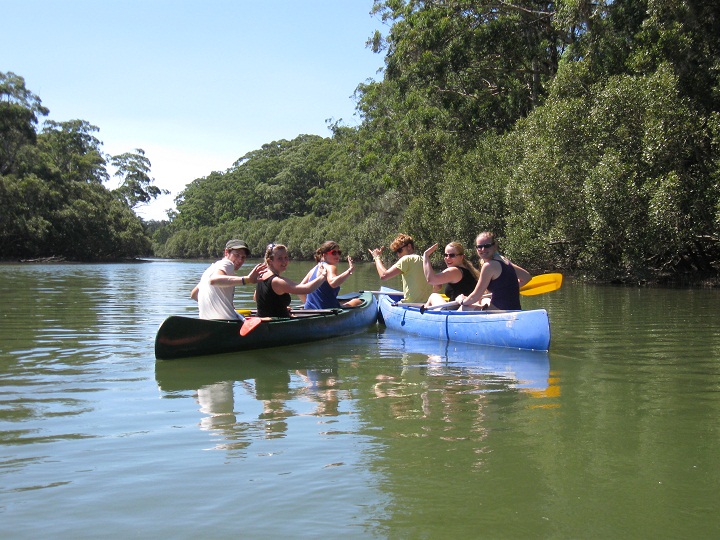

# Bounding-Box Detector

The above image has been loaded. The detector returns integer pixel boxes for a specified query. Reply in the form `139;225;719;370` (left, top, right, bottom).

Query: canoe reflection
375;330;551;391
154;333;552;453
155;353;342;448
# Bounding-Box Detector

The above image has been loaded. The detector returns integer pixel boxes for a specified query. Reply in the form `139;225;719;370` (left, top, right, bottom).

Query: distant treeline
4;0;720;283
0;72;165;260
157;0;720;283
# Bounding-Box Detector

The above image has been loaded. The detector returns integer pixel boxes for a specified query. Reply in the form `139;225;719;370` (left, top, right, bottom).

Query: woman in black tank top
455;232;532;311
422;242;480;308
255;244;328;317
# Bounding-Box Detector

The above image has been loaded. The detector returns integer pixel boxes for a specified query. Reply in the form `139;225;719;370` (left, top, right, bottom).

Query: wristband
241;277;246;285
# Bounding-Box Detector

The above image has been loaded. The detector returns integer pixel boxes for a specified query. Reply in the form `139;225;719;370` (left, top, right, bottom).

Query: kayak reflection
375;330;551;392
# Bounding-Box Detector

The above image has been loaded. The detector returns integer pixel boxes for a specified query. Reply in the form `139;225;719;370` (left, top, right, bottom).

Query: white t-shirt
197;259;240;320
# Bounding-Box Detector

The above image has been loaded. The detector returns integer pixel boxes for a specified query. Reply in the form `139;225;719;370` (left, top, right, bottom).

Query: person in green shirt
368;233;433;303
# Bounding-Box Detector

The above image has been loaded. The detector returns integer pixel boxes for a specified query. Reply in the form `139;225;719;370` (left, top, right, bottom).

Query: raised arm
422;243;462;286
272;265;327;295
326;256;354;288
422;244;438;282
208;263;267;287
369;247;403;280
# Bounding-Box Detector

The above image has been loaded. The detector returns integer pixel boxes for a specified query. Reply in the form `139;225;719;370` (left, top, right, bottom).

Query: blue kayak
378;287;551;351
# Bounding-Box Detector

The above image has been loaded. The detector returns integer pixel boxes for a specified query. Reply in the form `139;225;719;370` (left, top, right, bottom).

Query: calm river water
1;260;718;538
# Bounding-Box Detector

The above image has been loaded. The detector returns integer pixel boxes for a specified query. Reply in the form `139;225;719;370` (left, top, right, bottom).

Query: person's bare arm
369;247;402;280
272;266;327;295
208;263;268;287
326;257;354;288
423;244;462;286
512;263;532;288
456;261;498;306
297;265;317;304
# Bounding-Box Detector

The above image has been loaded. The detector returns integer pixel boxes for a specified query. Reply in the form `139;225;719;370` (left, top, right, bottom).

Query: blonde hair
475;231;497;246
447;241;480;279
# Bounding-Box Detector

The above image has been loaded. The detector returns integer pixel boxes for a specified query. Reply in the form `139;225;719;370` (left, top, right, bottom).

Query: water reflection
155;354;342;452
375;330;552;392
362;331;556;448
5;262;720;537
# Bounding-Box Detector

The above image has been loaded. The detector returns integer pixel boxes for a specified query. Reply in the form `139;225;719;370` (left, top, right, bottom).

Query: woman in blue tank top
455;232;532;311
300;241;362;309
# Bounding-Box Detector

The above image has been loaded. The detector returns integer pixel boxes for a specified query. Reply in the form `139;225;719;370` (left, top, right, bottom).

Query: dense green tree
52;1;718;281
37;119;109;185
110;149;168;209
0;72;48;175
0;71;154;261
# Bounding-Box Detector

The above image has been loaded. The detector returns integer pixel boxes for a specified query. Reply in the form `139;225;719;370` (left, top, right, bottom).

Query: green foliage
8;0;720;283
0;72;48;176
0;71;155;261
38;120;109;184
172;135;346;230
159;0;720;282
503;62;717;280
110;149;168;208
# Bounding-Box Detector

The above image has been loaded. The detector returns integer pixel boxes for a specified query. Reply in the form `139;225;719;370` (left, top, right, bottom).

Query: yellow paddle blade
520;273;563;296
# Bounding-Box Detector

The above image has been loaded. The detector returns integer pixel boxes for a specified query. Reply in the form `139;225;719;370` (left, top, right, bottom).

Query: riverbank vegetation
3;1;719;283
0;73;167;260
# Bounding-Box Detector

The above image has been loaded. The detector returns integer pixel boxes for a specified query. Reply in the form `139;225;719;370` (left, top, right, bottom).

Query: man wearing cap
190;240;267;320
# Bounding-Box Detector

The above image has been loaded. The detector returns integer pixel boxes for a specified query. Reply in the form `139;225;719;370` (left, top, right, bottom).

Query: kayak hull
378;287;551;351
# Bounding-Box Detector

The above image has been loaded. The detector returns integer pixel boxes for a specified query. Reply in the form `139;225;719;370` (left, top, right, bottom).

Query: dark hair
314;241;340;262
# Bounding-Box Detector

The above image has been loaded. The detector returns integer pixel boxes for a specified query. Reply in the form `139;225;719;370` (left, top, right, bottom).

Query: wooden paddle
338;290;402;300
362;290;404;299
420;273;563;312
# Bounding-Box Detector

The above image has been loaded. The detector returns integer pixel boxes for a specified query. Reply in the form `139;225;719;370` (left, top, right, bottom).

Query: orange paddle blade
239;317;262;336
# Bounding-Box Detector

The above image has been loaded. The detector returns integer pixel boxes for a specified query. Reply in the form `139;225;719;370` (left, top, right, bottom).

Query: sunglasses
326;250;342;257
395;245;408;255
443;253;459;258
476;242;495;250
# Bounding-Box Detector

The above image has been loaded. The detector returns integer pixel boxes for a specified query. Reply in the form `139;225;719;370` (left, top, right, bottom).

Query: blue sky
3;0;386;220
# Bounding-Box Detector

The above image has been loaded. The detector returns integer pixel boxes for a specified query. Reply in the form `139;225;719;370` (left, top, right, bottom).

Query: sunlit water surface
1;261;719;538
